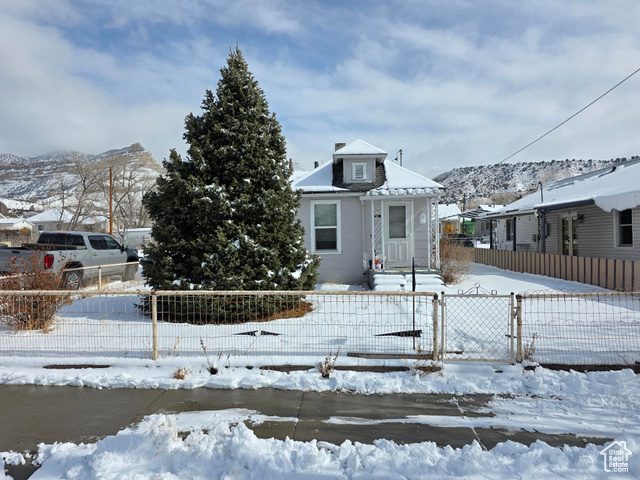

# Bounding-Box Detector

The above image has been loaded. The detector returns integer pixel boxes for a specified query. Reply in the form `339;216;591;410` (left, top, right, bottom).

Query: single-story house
292;140;444;283
438;204;462;234
28;209;109;233
483;159;640;260
0;217;34;245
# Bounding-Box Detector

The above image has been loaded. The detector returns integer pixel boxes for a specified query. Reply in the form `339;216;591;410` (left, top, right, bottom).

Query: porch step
372;273;444;292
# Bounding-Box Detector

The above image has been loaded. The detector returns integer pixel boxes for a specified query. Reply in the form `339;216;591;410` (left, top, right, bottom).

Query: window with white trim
311;200;341;253
352;162;367;181
617;209;633;247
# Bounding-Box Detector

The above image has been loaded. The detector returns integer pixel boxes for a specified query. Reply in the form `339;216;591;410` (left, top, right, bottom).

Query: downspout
541;210;547;254
361;199;366;274
489;219;494;250
512;216;517;251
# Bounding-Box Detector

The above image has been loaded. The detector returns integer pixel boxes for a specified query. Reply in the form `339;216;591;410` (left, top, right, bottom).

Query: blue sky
1;1;639;178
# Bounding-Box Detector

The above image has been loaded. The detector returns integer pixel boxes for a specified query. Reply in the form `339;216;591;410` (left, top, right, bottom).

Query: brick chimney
334;142;346;152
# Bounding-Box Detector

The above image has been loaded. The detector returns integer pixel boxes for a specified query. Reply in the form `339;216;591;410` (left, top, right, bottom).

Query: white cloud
0;0;639;181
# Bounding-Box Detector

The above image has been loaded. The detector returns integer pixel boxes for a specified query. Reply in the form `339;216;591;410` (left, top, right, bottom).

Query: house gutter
536;199;595;212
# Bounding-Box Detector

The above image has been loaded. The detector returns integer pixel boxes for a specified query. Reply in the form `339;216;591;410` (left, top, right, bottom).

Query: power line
499;66;640;163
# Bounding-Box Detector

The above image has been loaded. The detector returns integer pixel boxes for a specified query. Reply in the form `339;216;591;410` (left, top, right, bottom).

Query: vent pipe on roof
334;142;346;152
314;161;319;168
538;181;544;202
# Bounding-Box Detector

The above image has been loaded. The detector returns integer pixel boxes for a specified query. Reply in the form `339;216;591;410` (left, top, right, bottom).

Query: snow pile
27;410;639;479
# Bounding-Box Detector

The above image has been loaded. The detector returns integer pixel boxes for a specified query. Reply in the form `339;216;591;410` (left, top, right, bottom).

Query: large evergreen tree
143;47;319;297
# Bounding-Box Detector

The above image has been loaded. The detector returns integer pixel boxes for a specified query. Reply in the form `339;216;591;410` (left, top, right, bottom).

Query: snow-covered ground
1;264;638;479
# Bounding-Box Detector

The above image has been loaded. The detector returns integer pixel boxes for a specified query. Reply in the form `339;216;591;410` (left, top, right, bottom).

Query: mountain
433;156;636;206
0;143;163;206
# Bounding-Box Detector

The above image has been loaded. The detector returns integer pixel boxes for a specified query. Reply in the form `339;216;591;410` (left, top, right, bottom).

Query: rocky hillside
434;156;636;206
0;143;163;204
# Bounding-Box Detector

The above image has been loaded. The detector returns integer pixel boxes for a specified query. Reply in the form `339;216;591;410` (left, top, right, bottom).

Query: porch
360;195;441;274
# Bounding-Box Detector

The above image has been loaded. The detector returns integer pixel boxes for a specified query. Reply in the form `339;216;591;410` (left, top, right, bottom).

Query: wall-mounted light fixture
577;214;585;223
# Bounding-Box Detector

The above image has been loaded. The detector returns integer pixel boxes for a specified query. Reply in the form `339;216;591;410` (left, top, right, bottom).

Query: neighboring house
28;209;109;233
484;159;640;260
438;204;462;234
292;140;444;283
0;217;35;245
455;205;505;240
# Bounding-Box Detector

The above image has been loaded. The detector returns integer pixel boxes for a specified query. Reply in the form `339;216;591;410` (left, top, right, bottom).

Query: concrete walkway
0;385;609;479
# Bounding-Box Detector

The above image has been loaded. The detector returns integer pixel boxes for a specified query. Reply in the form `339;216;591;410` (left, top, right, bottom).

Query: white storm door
384;202;413;268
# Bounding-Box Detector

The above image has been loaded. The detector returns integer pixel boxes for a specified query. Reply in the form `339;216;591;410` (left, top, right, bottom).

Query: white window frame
352;162;367;182
310;200;341;254
614;209;634;248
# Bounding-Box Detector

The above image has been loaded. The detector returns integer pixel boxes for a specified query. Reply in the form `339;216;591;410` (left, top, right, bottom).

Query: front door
561;215;579;256
384;201;413;268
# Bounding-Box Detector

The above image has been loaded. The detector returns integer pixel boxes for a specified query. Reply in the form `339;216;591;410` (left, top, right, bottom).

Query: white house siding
299;196;366;284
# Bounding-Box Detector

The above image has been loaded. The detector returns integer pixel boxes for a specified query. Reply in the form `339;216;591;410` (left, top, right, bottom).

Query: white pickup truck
0;231;139;288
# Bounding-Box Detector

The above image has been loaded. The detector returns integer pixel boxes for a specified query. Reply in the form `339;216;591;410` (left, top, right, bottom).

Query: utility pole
109;166;113;236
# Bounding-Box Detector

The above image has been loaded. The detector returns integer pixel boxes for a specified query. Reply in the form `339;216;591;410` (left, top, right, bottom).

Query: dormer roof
332;139;387;164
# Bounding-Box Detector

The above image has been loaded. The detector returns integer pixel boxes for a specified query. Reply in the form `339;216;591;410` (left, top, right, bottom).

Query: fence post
432;294;438;361
515;294;523;363
440;291;446;361
98;266;102;291
510;292;515;362
151;291;158;360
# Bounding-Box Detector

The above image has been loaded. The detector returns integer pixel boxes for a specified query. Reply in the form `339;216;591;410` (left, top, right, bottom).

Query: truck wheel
122;263;137;282
63;271;83;290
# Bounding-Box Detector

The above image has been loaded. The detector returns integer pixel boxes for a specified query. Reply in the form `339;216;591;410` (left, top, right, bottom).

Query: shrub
151;293;312;325
0;253;72;331
439;238;474;284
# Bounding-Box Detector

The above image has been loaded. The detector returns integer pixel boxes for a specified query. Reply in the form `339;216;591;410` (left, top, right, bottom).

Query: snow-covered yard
1;264;639;479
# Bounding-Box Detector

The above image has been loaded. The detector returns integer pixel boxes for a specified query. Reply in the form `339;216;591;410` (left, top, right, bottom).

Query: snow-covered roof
293;160;443;197
489;159;640;216
333;139;387;157
28;208;73;223
27;209;107;225
0;217;32;227
438;204;462;220
292;161;350;193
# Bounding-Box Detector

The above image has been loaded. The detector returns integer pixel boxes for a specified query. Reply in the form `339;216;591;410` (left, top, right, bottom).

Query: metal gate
439;290;515;362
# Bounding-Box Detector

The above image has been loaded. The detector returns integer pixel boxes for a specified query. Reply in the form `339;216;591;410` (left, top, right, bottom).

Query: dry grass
439;238;474;285
523;333;539;362
173;367;192;380
318;348;340;378
257;301;314;322
0;252;71;331
411;344;442;377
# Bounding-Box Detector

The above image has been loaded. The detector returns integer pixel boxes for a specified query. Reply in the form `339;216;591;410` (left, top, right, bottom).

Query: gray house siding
495;205;640;261
546;204;640;261
299;196;365;284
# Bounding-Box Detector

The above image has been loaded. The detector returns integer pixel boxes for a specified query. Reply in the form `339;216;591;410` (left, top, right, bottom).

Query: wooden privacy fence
475;248;640;291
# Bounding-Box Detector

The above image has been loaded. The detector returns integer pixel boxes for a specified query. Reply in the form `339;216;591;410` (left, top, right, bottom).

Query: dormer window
352;162;367;181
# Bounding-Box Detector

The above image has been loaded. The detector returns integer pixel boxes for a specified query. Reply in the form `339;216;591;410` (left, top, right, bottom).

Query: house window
505;219;512;241
311;200;341;253
37;224;45;232
352;162;367;181
617;209;633;246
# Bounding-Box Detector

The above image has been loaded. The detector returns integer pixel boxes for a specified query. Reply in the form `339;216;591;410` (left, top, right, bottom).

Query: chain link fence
439;293;515;362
